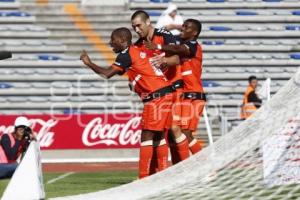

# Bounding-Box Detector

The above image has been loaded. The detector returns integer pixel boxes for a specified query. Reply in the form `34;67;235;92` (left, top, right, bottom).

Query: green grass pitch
0;170;137;199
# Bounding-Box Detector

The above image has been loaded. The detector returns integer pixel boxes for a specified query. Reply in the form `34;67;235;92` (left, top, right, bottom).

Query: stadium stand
0;0;299;145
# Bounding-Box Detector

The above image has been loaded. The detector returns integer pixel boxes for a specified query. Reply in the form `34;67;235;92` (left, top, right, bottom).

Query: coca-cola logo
82;116;141;146
0;114;142;149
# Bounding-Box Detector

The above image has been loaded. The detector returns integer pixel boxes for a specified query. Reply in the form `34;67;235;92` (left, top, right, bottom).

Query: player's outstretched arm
80;50;119;79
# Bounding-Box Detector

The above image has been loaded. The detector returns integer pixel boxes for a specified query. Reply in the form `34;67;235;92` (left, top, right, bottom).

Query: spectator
241;76;262;119
0;116;33;179
155;3;183;36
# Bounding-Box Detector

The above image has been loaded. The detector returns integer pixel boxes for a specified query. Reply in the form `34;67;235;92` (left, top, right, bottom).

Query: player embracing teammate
131;11;205;166
80;10;205;179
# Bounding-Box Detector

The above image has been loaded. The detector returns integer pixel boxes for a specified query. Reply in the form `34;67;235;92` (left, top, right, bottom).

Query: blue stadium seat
285;25;300;31
202;40;224;45
63;108;83;115
207;0;225;2
210;26;232;31
147;11;161;16
0;82;13;89
150;0;170;3
38;55;61;61
262;0;282;2
8;11;31;17
203;81;221;87
290;53;300;60
292;11;300;16
236;11;258;16
0;11;30;17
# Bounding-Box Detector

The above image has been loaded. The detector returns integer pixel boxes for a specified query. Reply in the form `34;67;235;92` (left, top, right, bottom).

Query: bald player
131;10;190;167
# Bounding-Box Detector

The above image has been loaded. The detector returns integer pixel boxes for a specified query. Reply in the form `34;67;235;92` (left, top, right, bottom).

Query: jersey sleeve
162;31;176;45
183;40;198;58
111;51;132;75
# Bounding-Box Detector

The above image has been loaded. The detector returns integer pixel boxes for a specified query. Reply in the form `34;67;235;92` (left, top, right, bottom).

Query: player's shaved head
131;10;150;22
112;27;132;44
185;19;202;38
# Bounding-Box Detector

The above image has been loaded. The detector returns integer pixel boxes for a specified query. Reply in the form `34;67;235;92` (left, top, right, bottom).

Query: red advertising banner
0;114;141;150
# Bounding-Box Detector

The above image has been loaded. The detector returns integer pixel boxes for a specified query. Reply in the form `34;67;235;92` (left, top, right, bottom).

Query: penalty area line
47;172;75;184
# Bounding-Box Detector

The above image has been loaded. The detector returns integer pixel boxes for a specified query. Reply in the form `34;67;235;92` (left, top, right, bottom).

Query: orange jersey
135;28;182;86
178;38;204;93
112;45;170;100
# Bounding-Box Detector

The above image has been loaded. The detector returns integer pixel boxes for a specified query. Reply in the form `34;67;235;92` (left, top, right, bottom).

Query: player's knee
170;125;182;138
182;129;194;142
141;130;154;142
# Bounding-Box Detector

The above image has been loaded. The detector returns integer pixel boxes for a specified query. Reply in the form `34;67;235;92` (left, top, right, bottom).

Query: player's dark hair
185;18;202;38
112;27;132;45
131;10;150;22
248;75;257;83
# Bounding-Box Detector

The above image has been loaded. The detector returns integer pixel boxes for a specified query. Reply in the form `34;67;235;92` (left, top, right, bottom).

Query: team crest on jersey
140;52;146;59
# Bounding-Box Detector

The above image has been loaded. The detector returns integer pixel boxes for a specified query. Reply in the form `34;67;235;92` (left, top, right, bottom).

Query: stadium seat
0;82;13;89
209;26;232;31
285;25;300;31
202;40;224;45
203;81;221;87
149;0;170;3
207;0;225;2
235;11;258;15
262;0;282;2
0;11;31;17
292;11;300;16
147;11;161;16
38;55;61;61
290;53;300;59
63;108;83;114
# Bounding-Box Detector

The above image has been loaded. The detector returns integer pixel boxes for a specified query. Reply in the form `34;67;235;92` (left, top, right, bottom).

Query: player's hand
149;53;166;69
80;50;92;66
144;40;157;50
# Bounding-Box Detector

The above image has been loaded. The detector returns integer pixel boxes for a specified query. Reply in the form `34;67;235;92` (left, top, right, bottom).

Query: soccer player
146;19;206;155
131;10;190;165
80;27;177;179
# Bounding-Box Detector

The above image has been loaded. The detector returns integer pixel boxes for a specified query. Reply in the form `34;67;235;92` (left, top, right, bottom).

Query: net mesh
52;67;300;200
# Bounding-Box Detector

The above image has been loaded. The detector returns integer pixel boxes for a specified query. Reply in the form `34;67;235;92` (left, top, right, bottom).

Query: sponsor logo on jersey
140;52;146;59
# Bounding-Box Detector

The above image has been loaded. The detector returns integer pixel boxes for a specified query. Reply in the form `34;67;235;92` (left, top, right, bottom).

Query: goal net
52;67;300;200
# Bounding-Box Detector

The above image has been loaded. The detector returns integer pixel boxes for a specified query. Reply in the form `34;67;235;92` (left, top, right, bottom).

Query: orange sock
189;139;202;154
169;143;180;165
175;134;190;161
149;148;158;175
155;139;168;172
139;141;153;179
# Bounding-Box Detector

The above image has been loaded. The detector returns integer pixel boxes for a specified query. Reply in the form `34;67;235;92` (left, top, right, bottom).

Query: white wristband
157;44;162;50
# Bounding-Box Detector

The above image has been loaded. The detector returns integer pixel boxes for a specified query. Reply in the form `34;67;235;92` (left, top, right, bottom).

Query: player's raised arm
80;50;120;79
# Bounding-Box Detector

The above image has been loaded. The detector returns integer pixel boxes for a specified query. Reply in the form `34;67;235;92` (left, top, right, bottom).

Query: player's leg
168;91;189;164
142;95;172;177
182;99;205;154
139;129;155;179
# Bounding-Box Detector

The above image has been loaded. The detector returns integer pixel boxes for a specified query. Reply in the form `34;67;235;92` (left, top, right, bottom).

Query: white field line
47;172;75;184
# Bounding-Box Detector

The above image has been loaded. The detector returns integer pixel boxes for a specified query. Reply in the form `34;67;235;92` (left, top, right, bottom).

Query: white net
52;67;300;200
